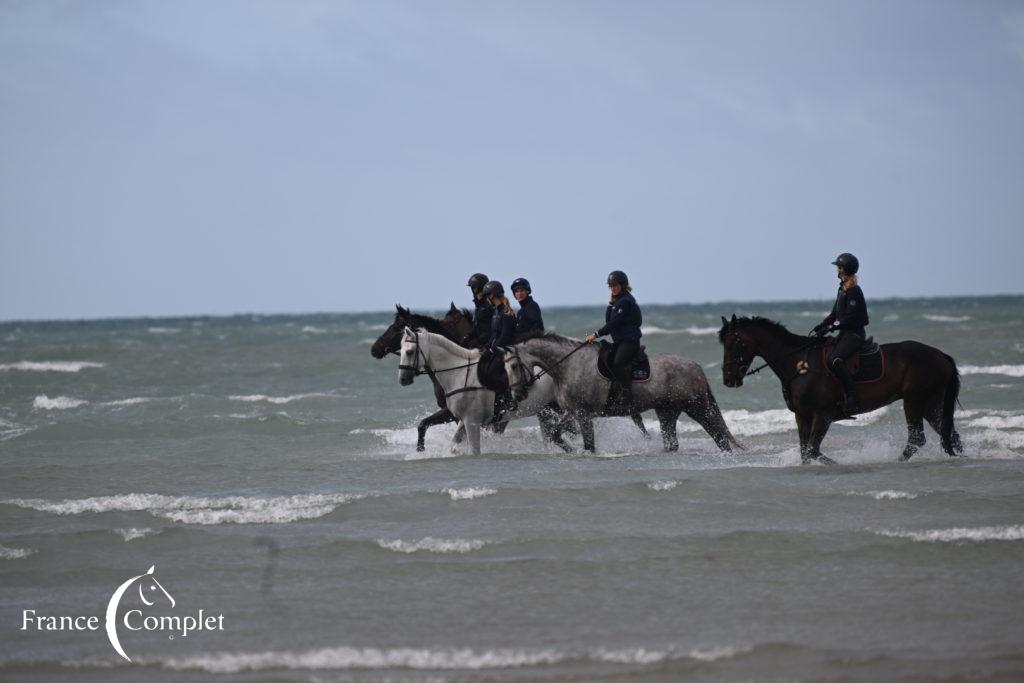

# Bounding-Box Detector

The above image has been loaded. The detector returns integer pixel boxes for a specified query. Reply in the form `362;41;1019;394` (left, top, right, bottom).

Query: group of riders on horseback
467;252;870;421
377;250;962;462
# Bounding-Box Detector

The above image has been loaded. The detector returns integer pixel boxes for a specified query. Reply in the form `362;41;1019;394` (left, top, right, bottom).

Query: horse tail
705;385;744;451
940;352;961;453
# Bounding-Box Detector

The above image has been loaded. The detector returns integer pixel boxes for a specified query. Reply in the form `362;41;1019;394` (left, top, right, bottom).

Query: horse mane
719;316;808;346
514;330;582;347
411;328;477;358
395;306;459;342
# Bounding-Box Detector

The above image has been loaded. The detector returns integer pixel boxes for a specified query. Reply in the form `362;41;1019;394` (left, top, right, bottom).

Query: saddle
597;342;651;383
821;337;886;383
476;348;509;392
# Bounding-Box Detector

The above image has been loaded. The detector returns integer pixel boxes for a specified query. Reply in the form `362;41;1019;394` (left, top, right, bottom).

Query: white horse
398;327;567;455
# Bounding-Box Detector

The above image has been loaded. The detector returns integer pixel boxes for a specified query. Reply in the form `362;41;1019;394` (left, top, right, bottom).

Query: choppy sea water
1;296;1022;682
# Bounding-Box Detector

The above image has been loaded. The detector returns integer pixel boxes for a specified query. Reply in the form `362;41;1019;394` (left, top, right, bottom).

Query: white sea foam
376;537;486;554
101;397;153;407
967;415;1024;429
849;490;918;500
0;360;104;373
0;418;34;442
0;544;35;560
113;527;158;542
2;493;362;525
442;487;497;501
694;407;890;436
960;365;1024;378
877;525;1024;543
228;393;332;404
640;325;719;336
647;480;679;492
883;313;900;321
970;429;1024;449
147;327;181;334
922;314;971;323
33;395;88;410
301;326;327;334
155;644;750;673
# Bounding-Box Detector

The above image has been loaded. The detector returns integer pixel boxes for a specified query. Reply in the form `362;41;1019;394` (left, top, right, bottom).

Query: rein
508;340;592;389
399;330;485;399
728;337;820;377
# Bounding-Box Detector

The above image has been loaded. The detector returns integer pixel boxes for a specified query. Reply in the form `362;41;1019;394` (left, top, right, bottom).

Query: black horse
718;315;963;463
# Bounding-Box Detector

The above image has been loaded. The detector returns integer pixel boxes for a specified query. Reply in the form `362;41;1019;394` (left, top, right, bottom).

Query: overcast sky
1;0;1022;320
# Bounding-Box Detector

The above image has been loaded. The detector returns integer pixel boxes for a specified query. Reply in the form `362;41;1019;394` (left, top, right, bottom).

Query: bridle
505;340;592;391
723;330;819;379
399;329;485;399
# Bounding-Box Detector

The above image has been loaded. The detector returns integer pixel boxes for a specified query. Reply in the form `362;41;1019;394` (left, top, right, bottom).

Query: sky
1;0;1023;320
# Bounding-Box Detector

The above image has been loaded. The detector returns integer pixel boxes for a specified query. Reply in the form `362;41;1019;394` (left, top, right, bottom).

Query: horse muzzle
399;370;415;386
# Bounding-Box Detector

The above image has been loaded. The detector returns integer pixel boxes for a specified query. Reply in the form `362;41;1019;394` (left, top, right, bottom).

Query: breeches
610;341;640;384
827;332;864;367
480;349;509;393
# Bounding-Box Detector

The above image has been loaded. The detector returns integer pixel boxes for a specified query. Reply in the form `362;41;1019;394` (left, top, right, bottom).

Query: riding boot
617;381;634;414
603;383;621;416
831;359;860;418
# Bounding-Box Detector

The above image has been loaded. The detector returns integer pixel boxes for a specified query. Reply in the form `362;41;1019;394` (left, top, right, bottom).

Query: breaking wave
0;544;34;560
33;395;88;410
147;327;181;334
647;481;680;492
640;325;719;336
848;490;919;500
301;326;327;334
153;643;751;673
960;365;1024;378
0;361;104;373
113;527;159;542
877;525;1024;542
228;393;334;404
442;487;497;501
1;493;363;525
376;538;487;554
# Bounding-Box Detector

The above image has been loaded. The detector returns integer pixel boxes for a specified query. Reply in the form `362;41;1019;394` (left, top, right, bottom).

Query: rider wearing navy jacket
467;272;493;348
511;277;544;337
813;253;870;416
481;280;516;415
586;270;643;413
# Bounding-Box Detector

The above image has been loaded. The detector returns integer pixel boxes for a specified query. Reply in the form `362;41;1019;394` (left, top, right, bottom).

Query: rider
812;252;869;416
467;273;492;348
511;277;544;336
482;280;517;416
585;270;642;414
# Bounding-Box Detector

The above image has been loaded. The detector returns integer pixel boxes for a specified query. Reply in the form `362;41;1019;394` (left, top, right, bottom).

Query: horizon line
1;292;1020;326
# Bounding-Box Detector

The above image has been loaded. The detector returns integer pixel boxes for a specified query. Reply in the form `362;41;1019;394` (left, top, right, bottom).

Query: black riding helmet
831;253;859;275
482;280;505;298
607;270;629;287
467;273;489;291
510;277;531;294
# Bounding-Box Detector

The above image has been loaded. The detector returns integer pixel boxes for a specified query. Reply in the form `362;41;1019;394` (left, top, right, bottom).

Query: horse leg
578;413;596;453
806;413;835;464
683;398;734;453
538;410;574;453
465;422;482;456
630;413;651;439
795;412;812;461
924;404;961;457
901;398;927;461
418;408;456;451
655;408;680;452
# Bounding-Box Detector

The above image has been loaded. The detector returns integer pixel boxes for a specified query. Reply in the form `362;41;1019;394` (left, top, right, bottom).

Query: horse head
371;305;411;359
137;565;175;608
719;314;756;387
398;326;424;386
504;346;534;403
440;303;474;344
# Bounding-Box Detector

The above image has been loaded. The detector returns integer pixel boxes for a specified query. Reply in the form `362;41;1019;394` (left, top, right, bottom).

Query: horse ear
731;314;737;325
449;302;458;313
721;316;728;327
146;565;155;574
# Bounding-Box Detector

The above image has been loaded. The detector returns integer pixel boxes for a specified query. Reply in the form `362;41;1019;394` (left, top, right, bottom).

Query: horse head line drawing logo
105;565;175;662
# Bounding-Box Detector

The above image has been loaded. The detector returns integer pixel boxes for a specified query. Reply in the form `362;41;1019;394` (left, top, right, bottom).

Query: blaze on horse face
398;327;420;386
719;315;755;388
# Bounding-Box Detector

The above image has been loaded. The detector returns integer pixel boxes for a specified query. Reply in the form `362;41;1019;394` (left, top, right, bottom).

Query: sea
1;296;1022;682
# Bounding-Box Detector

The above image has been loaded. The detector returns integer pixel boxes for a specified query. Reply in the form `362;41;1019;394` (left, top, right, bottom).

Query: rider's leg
610;340;639;413
828;333;863;415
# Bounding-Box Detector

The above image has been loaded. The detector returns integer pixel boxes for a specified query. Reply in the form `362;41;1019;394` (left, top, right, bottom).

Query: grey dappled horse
398;328;573;455
505;333;740;453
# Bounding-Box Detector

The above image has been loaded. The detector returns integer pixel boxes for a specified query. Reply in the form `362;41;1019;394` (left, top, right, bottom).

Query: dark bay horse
718;315;963;463
371;304;483;450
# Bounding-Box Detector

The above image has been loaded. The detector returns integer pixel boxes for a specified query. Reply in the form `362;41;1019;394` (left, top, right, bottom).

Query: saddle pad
597;343;652;383
821;342;886;383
